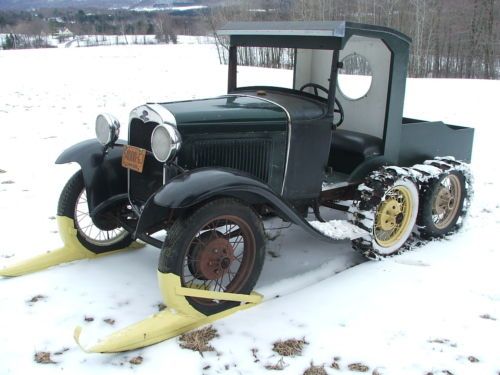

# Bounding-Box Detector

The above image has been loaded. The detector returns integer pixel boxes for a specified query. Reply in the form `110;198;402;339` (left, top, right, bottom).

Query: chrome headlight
151;124;181;162
95;113;120;146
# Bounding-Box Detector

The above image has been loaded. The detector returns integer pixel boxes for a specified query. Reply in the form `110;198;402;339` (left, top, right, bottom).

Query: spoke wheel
58;171;133;253
74;188;129;247
432;174;461;229
374;186;414;248
159;198;265;315
183;215;255;299
417;168;467;238
349;168;419;258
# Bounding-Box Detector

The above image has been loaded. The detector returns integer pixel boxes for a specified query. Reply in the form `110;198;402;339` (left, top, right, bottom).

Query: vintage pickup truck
1;21;474;353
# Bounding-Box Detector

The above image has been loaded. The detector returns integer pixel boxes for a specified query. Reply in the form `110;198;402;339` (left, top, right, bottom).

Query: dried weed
34;352;56;364
479;314;496;321
303;362;327;375
179;326;219;353
157;303;167;311
251;347;260;363
428;338;457;347
272;338;308;357
53;348;69;355
27;295;46;304
265;357;287;371
129;356;143;365
347;362;370;372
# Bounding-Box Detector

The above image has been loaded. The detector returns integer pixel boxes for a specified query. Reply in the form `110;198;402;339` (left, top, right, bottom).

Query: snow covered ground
0;34;213;49
0;43;499;375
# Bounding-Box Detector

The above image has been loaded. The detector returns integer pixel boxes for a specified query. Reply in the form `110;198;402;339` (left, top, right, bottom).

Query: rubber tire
417;170;466;238
349;168;419;259
57;170;133;253
158;198;266;316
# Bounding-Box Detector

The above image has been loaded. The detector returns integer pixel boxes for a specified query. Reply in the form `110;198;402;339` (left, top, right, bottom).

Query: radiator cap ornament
139;110;149;122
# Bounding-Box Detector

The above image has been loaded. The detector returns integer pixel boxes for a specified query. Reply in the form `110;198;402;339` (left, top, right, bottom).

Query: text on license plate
122;145;146;173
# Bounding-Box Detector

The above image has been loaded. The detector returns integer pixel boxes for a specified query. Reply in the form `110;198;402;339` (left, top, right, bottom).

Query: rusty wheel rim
433;174;461;229
181;215;256;306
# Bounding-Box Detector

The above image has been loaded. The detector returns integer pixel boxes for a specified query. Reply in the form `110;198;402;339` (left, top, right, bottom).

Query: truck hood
159;95;288;134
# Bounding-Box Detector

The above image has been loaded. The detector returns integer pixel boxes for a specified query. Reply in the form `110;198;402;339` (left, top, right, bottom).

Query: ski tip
0;263;32;277
74;326;91;353
0;267;13;277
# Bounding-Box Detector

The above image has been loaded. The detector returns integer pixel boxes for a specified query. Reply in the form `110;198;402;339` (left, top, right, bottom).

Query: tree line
1;1;498;79
0;8;205;49
209;0;499;79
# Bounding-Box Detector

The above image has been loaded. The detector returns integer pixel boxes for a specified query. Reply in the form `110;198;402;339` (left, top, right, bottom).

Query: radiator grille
128;119;163;204
190;139;272;182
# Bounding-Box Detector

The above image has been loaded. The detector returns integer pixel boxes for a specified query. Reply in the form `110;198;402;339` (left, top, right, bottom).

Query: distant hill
0;0;223;10
130;0;213;11
0;0;136;9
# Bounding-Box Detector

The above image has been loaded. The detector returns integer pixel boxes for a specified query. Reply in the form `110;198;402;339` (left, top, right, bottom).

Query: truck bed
399;118;474;166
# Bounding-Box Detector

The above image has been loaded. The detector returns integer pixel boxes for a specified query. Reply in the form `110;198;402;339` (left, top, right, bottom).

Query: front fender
136;168;335;247
56;139;127;214
147;168;335;242
136;168;280;243
153;168;276;209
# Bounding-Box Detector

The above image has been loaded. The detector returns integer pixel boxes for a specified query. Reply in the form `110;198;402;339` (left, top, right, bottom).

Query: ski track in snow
0;42;499;375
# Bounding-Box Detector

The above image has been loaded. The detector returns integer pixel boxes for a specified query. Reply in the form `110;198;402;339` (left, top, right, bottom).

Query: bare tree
155;12;177;44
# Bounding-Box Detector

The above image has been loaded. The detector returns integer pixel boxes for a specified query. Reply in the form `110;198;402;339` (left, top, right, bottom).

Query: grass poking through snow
103;318;115;325
27;295;46;304
34;352;56;364
129;356;143;365
303;362;327;375
272;338;308;357
347;362;370;372
265;357;287;371
179;326;219;353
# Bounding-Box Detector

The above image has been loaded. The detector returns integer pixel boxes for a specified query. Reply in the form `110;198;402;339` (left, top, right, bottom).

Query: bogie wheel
159;198;265;315
416;167;468;238
58;170;133;253
349;168;419;258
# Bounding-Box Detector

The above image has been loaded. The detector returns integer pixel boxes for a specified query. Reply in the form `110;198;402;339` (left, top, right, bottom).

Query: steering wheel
299;83;344;127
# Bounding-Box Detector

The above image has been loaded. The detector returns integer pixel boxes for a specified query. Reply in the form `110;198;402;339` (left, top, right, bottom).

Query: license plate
122;145;146;173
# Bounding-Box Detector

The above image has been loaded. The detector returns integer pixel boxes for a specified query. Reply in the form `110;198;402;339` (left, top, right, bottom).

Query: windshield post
228;45;237;92
327;49;340;120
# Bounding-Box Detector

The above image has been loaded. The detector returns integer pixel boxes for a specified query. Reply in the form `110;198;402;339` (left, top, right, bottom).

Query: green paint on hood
160;95;287;134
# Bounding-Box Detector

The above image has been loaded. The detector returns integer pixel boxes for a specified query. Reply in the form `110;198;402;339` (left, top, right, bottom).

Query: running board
74;272;262;353
0;216;142;277
306;219;368;241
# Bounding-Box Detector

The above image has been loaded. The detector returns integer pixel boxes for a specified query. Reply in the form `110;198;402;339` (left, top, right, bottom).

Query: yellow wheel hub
378;199;403;231
375;186;413;247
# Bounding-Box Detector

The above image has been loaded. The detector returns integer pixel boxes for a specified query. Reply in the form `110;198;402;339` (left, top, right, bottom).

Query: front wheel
57;170;133;253
158;198;266;315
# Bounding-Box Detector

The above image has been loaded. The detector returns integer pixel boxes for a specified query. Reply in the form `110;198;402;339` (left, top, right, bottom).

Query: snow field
0;42;499;374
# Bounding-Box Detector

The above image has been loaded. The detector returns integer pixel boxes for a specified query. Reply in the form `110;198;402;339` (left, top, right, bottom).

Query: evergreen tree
2;33;15;49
